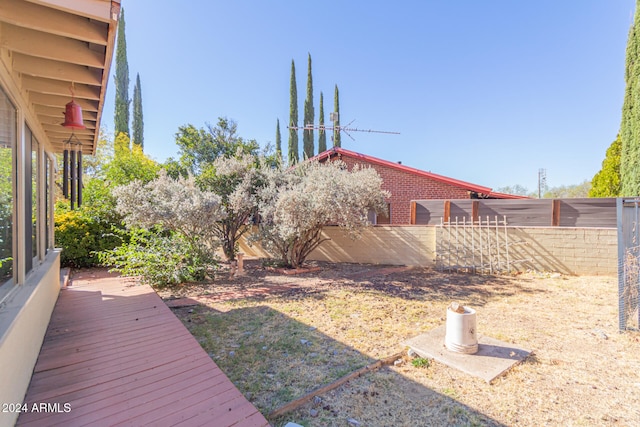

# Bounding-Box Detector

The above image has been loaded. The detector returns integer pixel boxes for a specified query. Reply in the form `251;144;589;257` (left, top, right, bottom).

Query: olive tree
165;118;276;261
107;171;225;284
112;170;225;252
255;160;388;268
198;151;267;261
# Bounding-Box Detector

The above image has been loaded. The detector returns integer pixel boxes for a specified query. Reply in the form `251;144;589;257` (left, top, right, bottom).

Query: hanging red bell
61;99;86;129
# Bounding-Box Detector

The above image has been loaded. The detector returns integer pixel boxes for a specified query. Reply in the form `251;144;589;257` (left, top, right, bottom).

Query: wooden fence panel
412;198;616;228
558;198;617;227
449;200;474;222
415;200;445;225
477;199;553;226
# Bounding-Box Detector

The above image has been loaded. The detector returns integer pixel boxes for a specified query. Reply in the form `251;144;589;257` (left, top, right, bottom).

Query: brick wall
337;156;470;224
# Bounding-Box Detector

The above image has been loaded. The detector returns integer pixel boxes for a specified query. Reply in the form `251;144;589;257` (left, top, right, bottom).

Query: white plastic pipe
445;306;478;354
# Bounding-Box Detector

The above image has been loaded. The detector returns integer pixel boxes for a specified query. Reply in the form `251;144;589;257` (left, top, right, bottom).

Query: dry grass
164;261;640;427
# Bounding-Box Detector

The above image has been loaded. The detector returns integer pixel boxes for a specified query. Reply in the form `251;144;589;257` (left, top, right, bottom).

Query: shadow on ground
172;300;509;427
170;260;547;309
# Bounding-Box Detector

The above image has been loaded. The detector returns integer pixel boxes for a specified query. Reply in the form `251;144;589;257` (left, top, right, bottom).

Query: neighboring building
0;2;119;425
315;147;523;224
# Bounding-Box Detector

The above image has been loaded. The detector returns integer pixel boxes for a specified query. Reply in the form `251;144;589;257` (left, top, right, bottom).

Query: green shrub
53;132;160;269
97;227;218;288
411;357;431;369
54;207;122;268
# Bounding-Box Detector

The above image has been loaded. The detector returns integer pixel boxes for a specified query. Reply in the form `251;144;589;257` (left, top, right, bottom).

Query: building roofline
313;147;496;195
485;191;530;199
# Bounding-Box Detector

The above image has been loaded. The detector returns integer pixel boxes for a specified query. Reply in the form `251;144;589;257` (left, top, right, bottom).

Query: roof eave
318;147;494;194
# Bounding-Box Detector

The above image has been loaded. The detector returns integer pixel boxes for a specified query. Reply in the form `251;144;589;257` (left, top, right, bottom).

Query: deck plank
16;274;269;427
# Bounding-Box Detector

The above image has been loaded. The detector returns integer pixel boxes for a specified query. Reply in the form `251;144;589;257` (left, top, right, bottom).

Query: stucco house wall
0;3;119;425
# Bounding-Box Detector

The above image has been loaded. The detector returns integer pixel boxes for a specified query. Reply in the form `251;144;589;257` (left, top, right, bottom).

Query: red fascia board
317;147;493;194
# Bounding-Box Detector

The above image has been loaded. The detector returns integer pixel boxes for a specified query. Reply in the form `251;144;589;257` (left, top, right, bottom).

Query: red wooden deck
16;271;269;427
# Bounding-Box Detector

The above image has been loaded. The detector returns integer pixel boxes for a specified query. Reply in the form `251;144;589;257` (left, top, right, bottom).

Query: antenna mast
289;112;400;142
538;168;547;199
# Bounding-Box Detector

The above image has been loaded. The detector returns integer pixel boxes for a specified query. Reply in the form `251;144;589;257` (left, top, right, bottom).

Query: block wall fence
238;226;617;276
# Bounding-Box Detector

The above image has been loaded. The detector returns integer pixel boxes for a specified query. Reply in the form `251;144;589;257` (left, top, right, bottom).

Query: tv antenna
288;112;400;142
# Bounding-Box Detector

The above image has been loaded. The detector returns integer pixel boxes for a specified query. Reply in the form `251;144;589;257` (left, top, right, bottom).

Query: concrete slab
404;325;531;383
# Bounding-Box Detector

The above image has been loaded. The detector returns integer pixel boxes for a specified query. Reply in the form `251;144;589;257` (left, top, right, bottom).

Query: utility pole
538;168;547;198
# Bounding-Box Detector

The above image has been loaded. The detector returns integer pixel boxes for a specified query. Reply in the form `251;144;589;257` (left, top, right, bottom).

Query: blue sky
102;1;635;193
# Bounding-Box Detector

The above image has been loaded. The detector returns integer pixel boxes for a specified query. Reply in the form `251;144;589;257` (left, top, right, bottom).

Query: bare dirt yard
159;260;640;427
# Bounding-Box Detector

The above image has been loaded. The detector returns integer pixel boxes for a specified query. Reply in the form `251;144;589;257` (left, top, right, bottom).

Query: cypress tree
132;73;144;149
114;8;130;137
318;91;327;153
288;60;299;164
275;119;282;161
333;84;341;148
303;53;314;159
621;0;640;195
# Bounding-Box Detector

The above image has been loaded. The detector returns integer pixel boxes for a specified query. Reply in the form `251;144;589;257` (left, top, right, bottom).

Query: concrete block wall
506;227;617;275
236;233;272;259
237;226;435;266
237;226;617;276
307;226;435;266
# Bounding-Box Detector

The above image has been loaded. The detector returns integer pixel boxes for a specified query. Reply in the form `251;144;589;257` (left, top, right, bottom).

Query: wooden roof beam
41;119;96;131
0;23;105;68
47;133;94;142
0;0;108;45
35;104;98;120
25;0;119;24
13;53;103;86
21;75;100;100
30;92;99;111
45;127;95;137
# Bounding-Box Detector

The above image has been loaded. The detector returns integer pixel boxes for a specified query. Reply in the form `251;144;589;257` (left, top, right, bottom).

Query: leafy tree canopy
198;152;273;261
106;133;160;187
497;181;592;199
113;170;225;250
165;118;278;261
542;180;591;199
55;131;160;268
79;132;159;222
166;117;260;178
590;134;621;197
495;184;530;196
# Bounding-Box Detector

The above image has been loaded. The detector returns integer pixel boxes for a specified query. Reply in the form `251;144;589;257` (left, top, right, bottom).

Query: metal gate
435;216;529;274
617;198;640;331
